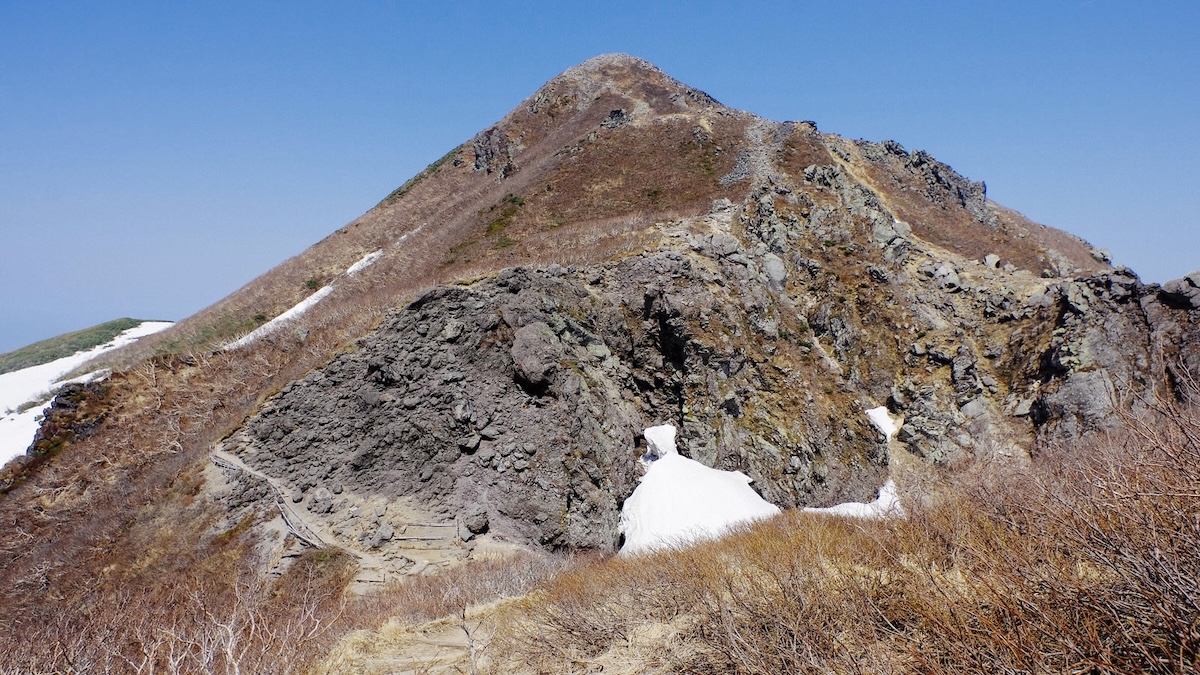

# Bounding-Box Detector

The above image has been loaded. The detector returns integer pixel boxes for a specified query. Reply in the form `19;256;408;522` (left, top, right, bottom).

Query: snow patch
619;425;780;554
0;321;173;466
803;480;904;519
224;285;333;350
865;406;899;441
345;250;383;276
798;408;904;519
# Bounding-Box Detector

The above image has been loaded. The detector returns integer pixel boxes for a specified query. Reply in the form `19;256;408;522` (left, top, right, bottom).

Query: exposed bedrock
231;206;1198;552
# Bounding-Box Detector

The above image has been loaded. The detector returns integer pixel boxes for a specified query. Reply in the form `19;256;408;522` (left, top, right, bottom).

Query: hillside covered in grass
0;317;147;376
1;55;1197;673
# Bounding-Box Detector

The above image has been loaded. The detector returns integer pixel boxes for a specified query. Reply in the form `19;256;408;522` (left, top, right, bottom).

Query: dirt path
317;602;508;675
209;441;474;592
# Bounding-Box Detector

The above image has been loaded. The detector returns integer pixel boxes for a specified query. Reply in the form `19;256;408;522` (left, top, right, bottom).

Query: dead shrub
493;398;1200;674
347;550;578;629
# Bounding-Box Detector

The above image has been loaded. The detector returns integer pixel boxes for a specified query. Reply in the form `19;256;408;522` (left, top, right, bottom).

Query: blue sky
2;1;1197;352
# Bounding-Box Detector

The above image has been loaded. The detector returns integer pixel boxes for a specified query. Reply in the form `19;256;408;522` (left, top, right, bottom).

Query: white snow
345;250;384;276
803;479;904;519
224;231;416;351
619;424;781;554
224;285;333;350
865;406;899;441
798;407;904;519
0;321;173;466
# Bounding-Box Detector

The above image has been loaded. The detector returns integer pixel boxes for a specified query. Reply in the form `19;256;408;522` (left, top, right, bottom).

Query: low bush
494;395;1200;674
346;550;578;628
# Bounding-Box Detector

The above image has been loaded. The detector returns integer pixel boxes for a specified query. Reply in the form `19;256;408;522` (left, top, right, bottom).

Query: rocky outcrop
26;381;111;461
7;55;1198;673
206;56;1197;554
230;179;1198;553
471;126;518;178
236;237;891;549
869;140;996;227
1160;270;1200;310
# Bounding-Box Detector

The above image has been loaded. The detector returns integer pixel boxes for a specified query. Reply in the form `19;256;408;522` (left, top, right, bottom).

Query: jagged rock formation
234;225;891;550
194;54;1199;555
4;55;1197;630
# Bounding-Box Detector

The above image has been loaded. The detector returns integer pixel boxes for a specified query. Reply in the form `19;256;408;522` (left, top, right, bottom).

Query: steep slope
0;320;173;464
1;54;1197;670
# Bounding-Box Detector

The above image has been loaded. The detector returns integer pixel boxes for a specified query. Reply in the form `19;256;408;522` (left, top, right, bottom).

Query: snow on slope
224;285;333;350
803;480;904;519
345;249;383;276
224;246;388;351
619;410;907;554
619;424;781;554
0;321;173;466
803;406;904;519
865;406;899;440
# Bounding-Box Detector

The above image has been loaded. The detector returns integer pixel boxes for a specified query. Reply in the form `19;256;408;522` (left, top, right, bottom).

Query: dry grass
491;395;1200;674
346;550;579;629
0;538;357;674
845;141;1105;276
0;55;1179;674
317;551;580;674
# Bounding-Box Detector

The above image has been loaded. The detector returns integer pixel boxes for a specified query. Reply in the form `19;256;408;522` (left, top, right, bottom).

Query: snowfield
619;425;781;554
621;410;906;553
0;321;173;466
345;249;384;276
803;479;904;519
865;405;900;440
804;407;905;518
223;285;333;350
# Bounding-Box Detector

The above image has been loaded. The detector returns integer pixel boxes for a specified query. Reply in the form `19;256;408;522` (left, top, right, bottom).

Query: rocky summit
210;54;1198;560
2;54;1197;668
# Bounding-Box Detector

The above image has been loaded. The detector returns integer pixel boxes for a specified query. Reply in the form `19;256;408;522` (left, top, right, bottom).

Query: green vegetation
483;193;525;236
154;312;258;355
0;318;144;375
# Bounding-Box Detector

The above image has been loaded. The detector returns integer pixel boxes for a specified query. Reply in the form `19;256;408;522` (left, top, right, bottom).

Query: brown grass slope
0;53;1136;671
296;395;1198;674
487;402;1199;674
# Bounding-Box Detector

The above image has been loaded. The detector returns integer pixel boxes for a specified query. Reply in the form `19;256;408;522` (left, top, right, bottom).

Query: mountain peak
5;56;1200;673
513;53;723;125
564;52;658;75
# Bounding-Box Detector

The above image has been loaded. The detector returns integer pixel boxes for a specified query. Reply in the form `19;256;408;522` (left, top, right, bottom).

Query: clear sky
2;1;1197;352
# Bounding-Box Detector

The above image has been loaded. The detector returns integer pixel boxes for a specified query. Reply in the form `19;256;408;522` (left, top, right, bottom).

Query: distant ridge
0;318;154;376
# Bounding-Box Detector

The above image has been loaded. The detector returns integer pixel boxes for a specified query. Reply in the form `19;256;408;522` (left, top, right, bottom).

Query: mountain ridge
138;53;1107;364
1;54;1197;671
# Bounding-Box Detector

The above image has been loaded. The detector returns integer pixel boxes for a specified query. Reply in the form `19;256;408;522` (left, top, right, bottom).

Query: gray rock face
1160;271;1200;310
510;322;561;392
761;253;787;291
1011;269;1200;440
222;161;1197;554
472;126;518;178
238;249;891;550
933;263;963;291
